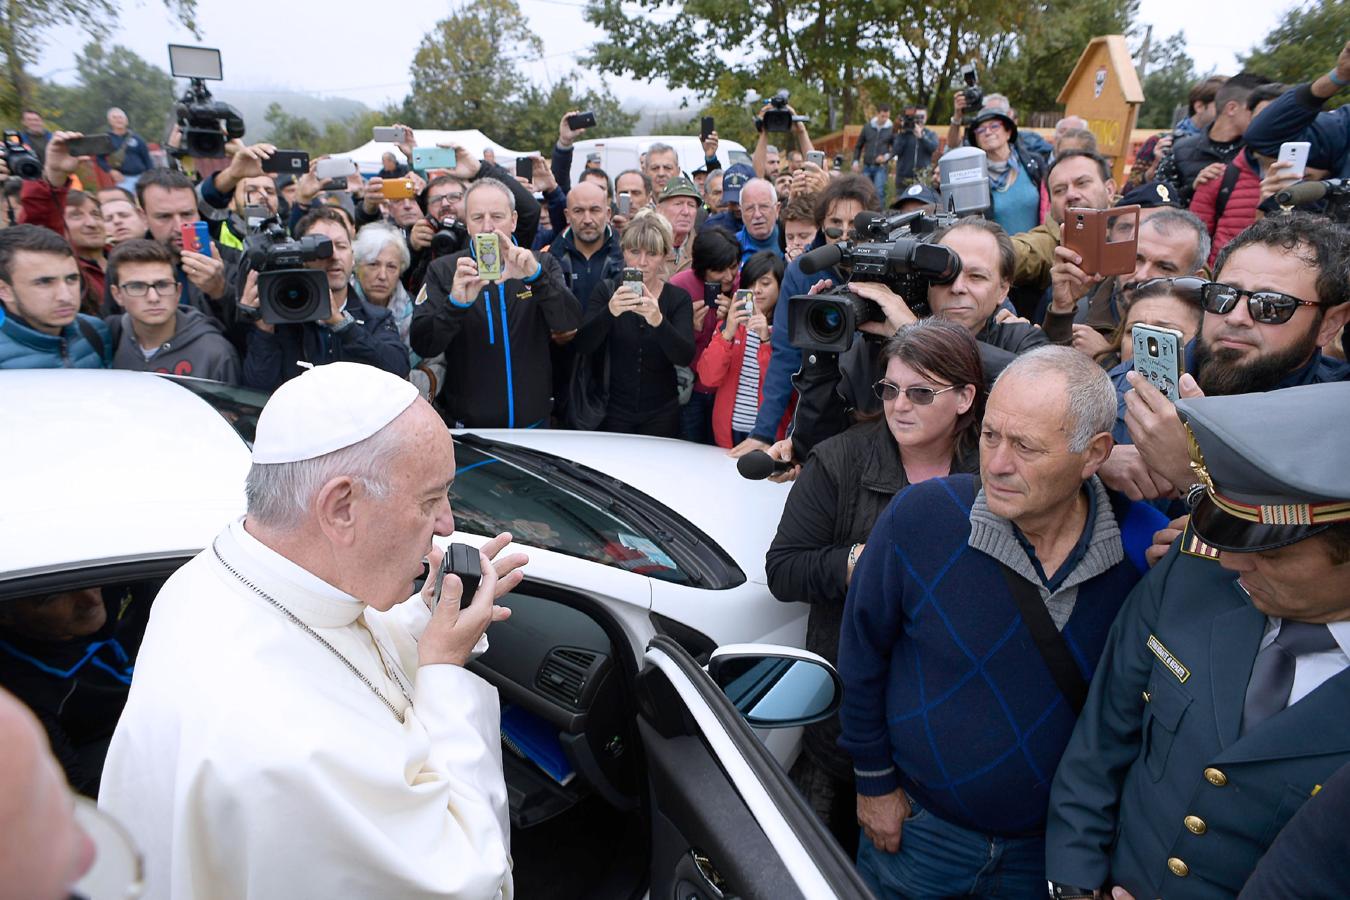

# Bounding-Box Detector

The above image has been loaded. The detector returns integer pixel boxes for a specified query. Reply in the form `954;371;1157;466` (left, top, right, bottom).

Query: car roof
459;430;791;583
0;370;251;578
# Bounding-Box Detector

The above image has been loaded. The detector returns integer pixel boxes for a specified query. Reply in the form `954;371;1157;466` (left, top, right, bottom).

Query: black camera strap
996;562;1088;714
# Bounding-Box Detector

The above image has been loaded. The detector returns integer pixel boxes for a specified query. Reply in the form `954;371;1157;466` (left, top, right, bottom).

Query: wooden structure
1057;35;1145;183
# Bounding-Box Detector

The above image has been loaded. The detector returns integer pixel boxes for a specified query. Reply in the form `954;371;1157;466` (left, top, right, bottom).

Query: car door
636;635;873;900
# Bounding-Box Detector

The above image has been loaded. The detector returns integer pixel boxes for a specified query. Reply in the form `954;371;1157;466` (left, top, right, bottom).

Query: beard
1193;320;1320;396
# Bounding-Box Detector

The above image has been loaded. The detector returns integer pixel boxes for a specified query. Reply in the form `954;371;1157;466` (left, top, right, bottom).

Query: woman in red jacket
696;250;791;448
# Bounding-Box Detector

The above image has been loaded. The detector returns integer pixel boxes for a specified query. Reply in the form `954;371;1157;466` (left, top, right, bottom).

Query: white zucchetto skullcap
251;363;419;464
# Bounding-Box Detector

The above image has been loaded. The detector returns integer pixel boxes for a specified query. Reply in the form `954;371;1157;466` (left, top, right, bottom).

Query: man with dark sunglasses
1101;215;1350;502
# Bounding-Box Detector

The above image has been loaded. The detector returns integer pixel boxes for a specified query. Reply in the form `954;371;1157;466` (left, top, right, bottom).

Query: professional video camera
167;44;245;159
3;131;42;179
429;215;469;257
1274;179;1350;224
759;90;809;133
241;216;333;325
787;210;961;353
959;63;984;124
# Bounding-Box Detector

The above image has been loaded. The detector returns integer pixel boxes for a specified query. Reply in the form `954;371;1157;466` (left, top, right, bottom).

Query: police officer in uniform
1044;381;1350;899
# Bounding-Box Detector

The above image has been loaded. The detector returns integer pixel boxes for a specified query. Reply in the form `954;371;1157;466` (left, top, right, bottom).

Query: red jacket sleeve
19;178;69;236
1189;176;1220;236
697;329;738;387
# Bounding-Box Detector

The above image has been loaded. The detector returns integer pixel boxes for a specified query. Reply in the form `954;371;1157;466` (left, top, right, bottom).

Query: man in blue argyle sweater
839;346;1165;897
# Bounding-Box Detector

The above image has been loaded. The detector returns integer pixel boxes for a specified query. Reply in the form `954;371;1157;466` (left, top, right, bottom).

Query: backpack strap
996;562;1089;714
74;317;108;366
1212;161;1243;222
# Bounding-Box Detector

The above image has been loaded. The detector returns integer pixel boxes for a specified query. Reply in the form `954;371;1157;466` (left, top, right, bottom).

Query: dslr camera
787;210;961;353
241;217;333;324
959;63;984;124
759;90;809;133
3;131;42;179
429;215;468;257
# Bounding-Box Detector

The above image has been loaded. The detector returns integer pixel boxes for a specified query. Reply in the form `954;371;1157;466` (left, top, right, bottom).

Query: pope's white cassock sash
99;519;513;899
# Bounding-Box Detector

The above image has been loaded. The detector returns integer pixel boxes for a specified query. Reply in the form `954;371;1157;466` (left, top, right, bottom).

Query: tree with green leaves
1240;0;1349;110
0;0;197;119
264;102;320;150
1137;33;1198;130
402;0;636;151
37;43;175;136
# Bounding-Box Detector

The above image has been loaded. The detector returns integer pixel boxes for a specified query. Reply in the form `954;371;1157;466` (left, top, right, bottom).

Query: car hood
0;370;250;578
458;430;792;585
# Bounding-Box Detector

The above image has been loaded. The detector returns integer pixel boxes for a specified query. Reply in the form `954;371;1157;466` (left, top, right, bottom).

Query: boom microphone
736;450;792;480
798;242;844;275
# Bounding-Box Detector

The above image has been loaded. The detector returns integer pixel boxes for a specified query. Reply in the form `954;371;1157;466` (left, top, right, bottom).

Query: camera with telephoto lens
787;210;962;354
241;217;333;324
429;215;468;257
959;63;984;125
3;131;42;179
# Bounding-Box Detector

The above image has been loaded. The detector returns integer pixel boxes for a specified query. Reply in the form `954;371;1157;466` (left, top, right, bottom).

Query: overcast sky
34;0;1293;113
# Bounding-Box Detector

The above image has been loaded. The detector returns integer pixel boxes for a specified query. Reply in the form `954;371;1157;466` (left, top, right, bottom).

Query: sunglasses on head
1199;281;1322;325
1128;275;1207;301
873;380;959;405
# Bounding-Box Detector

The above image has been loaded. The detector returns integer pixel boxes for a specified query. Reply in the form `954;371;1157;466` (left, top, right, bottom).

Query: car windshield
163;377;268;446
452;436;728;587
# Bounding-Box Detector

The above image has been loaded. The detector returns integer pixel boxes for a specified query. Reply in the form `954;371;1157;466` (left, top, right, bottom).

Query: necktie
1240;621;1339;736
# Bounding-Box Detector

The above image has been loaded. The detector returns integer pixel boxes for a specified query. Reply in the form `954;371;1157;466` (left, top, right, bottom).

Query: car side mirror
707;644;842;729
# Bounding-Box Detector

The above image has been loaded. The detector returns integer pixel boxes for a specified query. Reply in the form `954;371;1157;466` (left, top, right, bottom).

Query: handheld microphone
736;450;792;480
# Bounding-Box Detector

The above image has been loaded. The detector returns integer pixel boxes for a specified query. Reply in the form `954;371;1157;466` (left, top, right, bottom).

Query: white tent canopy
330;129;532;175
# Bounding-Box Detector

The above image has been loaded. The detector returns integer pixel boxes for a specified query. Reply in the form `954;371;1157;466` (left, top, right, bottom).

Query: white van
563;135;752;190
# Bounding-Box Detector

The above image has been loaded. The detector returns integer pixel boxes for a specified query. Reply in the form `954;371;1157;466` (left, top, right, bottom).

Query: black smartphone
515;156;534;179
567;111;597;130
700;116;715;140
430;543;483;611
64;134;114;157
261;149;309;175
703;281;720;308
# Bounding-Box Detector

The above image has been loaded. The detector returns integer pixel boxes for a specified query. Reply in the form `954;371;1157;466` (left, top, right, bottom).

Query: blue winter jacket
0;309;110;370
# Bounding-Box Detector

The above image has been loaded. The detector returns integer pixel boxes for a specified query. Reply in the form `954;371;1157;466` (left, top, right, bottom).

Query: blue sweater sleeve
836;496;907;795
749;262;811;442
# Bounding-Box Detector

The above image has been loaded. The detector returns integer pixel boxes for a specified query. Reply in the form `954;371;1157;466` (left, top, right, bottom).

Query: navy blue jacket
1245;81;1350;179
546;226;624;319
1239;759;1350;898
838;474;1158;837
1046;540;1350;899
241;284;410;391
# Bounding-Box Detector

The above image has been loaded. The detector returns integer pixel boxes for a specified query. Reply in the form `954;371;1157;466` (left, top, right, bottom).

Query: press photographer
239;207;409;390
197;142;283;251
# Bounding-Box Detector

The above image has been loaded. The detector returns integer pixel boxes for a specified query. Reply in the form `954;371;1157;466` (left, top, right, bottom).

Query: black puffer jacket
766;417;978;778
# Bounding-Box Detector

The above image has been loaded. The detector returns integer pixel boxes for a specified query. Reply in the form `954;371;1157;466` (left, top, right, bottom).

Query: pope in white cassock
99;362;528;899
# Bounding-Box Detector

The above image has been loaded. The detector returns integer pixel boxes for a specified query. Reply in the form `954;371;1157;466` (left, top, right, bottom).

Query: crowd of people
2;35;1350;900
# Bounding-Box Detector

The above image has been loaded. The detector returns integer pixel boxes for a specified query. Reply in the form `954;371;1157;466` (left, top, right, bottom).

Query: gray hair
995;346;1115;452
741;177;778;206
244;422;407;529
1142;208;1211;275
464;178;516;213
645;142;678;164
353;222;410;272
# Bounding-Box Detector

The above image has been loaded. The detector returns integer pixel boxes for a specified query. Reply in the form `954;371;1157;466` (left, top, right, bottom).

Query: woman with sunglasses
765;318;985;852
964;107;1046;236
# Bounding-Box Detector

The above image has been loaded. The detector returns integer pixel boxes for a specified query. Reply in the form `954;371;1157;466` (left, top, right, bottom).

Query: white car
0;370;870;900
